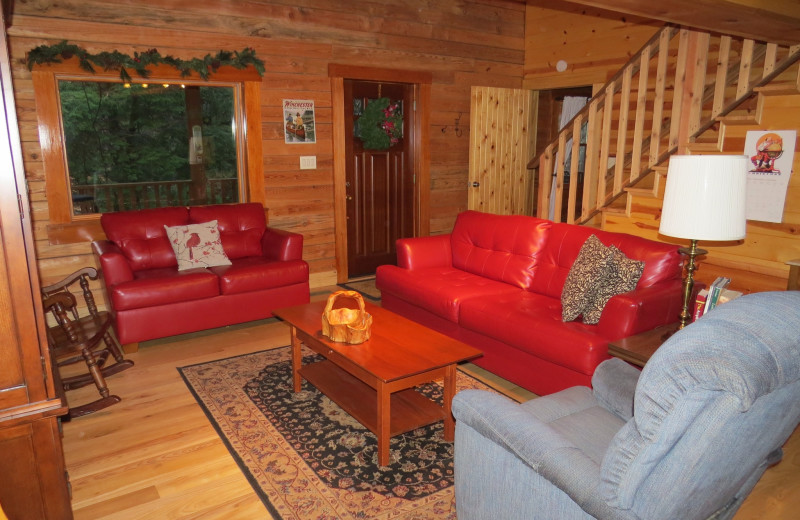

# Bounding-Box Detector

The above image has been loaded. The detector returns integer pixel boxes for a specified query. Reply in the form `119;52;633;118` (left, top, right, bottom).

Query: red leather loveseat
92;202;309;352
376;210;684;395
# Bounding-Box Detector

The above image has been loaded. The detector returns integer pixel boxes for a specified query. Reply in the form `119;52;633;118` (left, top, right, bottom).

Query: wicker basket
321;290;373;344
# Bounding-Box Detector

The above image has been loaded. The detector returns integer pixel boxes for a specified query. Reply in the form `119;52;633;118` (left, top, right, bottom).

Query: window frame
32;60;264;244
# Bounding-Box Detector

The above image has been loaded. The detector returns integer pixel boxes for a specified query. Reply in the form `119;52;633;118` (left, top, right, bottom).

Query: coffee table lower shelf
300;359;444;438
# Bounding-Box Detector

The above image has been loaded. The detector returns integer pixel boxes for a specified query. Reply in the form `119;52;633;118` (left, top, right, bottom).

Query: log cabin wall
6;0;526;296
10;0;796;312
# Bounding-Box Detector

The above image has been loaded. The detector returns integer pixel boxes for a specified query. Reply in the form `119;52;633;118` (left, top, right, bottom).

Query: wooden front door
344;80;415;277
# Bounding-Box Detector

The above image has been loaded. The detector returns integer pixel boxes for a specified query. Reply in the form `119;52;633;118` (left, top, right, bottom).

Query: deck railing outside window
71;177;238;214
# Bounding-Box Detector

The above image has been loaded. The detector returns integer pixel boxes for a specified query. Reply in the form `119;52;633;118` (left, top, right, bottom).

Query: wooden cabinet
0;418;71;519
0;2;73;518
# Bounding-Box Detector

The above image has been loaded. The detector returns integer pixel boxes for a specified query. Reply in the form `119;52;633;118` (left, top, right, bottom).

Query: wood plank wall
6;0;526;292
13;1;792;302
523;2;660;90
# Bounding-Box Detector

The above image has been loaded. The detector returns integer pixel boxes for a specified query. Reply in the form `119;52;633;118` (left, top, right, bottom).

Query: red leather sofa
376;210;684;395
92;202;309;351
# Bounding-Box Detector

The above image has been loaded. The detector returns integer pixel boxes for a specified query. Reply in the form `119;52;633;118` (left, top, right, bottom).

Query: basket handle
323;290;365;314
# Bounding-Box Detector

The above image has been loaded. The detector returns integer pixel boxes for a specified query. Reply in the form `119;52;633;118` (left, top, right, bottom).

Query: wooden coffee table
273;300;482;466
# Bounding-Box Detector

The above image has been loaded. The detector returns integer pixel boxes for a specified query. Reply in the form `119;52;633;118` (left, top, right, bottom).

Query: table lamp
659;155;748;329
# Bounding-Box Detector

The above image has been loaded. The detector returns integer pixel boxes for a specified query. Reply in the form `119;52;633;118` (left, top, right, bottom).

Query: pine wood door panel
468;86;537;216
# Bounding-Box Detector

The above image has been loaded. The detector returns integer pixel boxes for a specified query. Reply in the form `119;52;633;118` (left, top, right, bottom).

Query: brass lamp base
677;240;707;329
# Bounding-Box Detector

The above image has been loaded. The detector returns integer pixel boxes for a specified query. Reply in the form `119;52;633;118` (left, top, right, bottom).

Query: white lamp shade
659;155;748;241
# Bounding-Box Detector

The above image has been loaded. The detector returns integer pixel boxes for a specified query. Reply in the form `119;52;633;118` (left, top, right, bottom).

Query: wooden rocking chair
41;267;134;418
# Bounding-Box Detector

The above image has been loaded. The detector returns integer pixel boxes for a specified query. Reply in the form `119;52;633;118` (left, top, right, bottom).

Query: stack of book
692;276;743;321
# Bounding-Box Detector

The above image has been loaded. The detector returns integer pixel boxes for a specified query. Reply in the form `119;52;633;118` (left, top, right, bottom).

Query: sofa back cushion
450;211;552;290
531;223;682;298
101;207;189;271
189;203;265;260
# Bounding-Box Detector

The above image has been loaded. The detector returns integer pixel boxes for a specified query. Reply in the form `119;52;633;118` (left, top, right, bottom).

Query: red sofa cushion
101;207;189;271
110;268;219;311
459;291;611;376
530;223;682;299
190;203;265;260
451;210;551;291
375;265;520;322
211;258;309;295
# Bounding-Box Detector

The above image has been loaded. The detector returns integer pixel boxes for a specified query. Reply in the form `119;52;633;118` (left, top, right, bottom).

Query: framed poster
744;130;796;223
283;99;316;144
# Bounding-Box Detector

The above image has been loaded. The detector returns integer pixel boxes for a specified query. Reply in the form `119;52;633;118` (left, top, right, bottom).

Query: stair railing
535;25;800;225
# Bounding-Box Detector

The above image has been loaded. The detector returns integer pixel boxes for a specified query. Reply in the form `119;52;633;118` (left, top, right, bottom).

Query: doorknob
347;195;353;200
471;181;480;187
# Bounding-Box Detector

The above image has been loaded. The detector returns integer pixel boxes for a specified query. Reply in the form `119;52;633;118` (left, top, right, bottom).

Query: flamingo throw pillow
164;220;232;271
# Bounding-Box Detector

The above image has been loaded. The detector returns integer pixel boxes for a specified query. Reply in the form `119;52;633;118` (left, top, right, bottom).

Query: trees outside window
58;80;240;215
31;60;264;244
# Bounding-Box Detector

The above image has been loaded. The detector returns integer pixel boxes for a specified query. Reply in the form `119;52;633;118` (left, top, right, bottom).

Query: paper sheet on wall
744;130;795;223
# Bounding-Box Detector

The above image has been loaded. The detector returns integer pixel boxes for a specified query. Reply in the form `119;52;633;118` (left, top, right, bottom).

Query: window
31;61;264;243
60;80;241;215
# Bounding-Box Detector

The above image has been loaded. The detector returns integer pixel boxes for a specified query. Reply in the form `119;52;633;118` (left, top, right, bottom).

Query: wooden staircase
534;25;800;292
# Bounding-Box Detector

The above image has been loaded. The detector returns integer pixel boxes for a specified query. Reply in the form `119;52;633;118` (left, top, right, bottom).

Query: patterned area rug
338;277;381;301
178;346;497;519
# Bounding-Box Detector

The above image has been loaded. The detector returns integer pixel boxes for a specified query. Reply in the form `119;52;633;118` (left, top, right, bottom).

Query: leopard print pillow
561;235;612;322
582;245;644;324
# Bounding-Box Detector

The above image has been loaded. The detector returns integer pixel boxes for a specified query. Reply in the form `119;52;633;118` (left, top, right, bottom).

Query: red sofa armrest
261;226;304;261
596;279;684;339
396;234;453;270
92;240;134;286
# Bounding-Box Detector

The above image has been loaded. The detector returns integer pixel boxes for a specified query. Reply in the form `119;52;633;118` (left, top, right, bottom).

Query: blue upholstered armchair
453;291;800;520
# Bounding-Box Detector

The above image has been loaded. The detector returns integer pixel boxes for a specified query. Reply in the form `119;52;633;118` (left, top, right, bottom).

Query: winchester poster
283;99;316;144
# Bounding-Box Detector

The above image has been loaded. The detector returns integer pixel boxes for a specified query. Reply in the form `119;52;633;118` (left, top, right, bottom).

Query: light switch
300;156;317;169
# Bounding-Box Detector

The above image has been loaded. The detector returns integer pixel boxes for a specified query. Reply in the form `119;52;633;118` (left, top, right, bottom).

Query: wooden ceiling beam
543;0;800;46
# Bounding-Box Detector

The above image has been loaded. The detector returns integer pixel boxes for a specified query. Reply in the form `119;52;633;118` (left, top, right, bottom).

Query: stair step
693;134;720;145
625;186;657;198
754;84;800;96
628;197;662;216
602;206;627;215
716;113;759;126
687;142;722;153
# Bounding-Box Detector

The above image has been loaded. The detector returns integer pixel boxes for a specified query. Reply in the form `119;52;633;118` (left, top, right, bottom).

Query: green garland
26;41;265;82
356;97;403;150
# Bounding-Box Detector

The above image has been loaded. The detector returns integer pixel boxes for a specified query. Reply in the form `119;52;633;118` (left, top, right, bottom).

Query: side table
787;259;800;291
607;322;680;367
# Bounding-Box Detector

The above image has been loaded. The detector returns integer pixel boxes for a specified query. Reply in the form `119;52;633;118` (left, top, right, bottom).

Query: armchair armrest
395;234;452;270
592;358;640;421
453;390;585;470
261;227;304;261
453;390;619;518
92;240;133;286
597;279;683;339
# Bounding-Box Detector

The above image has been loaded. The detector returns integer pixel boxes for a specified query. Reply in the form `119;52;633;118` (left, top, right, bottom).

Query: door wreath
355;97;403;150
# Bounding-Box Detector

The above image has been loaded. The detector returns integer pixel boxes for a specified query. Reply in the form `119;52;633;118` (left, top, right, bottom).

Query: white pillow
164;220;232;271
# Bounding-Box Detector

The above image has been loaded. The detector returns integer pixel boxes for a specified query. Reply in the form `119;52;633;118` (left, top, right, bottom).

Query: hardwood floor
60;288;800;519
